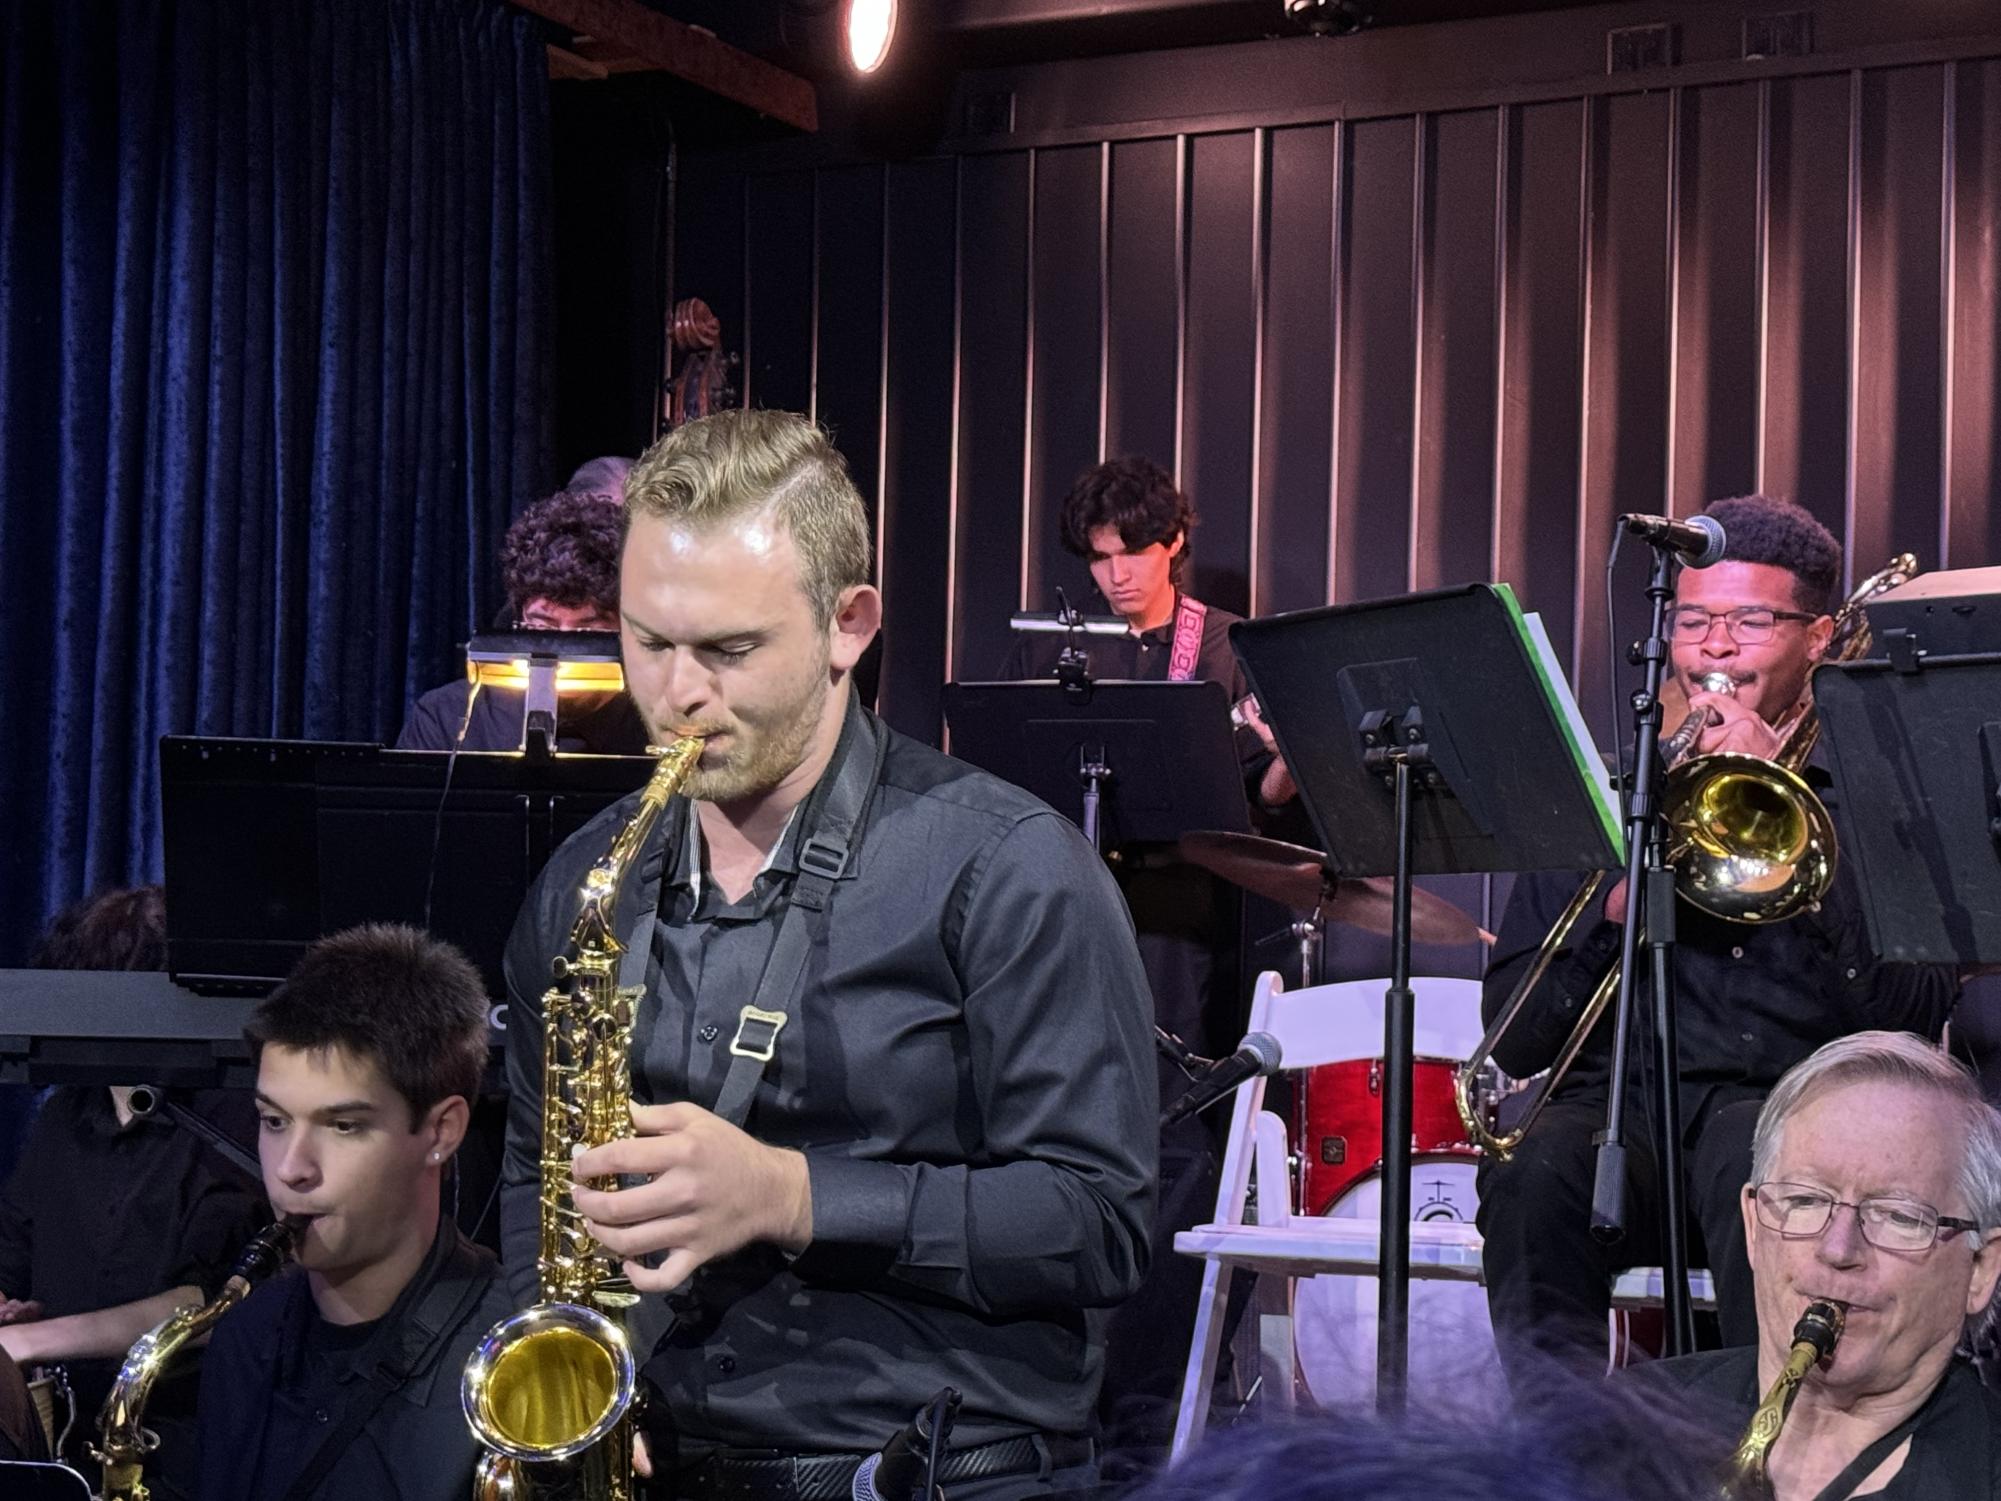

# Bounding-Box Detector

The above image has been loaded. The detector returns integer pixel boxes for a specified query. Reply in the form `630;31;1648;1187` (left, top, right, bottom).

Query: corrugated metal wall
676;48;2001;764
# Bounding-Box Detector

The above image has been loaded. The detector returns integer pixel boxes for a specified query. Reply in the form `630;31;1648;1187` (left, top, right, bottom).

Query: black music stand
1230;583;1620;1413
159;736;654;997
940;680;1251;851
1813;653;2001;966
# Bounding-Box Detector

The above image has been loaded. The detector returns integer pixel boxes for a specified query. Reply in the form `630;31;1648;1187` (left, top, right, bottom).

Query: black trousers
1476;1087;1762;1381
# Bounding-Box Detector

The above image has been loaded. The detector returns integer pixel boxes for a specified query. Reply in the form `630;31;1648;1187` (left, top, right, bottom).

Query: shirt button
715;1355;737;1374
314;1408;330;1424
1731;946;1744;959
1741;1032;1754;1044
1846;967;1858;980
699;1024;720;1044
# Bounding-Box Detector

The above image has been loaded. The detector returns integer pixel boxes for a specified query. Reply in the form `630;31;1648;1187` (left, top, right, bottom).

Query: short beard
679;674;829;807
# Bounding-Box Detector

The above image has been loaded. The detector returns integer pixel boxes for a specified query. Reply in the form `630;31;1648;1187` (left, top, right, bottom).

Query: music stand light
464;629;625;760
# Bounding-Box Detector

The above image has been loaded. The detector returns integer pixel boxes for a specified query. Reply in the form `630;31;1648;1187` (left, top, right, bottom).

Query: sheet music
1511;599;1624;861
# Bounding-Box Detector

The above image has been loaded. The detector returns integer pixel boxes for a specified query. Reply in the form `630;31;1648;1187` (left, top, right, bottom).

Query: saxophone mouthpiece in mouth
1794;1300;1845;1362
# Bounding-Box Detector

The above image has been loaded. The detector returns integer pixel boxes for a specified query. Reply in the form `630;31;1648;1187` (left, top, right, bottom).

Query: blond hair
623;410;873;624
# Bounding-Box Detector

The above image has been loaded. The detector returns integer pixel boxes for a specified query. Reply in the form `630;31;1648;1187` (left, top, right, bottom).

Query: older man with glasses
1476;493;1963;1381
1637;1031;2001;1498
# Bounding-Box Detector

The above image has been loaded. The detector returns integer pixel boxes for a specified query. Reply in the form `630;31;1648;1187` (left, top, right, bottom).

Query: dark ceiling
650;0;1617;74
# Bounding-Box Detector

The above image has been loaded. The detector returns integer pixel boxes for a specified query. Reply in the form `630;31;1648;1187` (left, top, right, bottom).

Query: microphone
1160;1032;1283;1127
1153;1026;1211;1078
852;1388;961;1501
1619;512;1727;568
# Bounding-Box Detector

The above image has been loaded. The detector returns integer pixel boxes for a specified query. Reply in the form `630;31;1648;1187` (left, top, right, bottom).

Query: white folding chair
1168;970;1715;1459
1169;971;1489;1455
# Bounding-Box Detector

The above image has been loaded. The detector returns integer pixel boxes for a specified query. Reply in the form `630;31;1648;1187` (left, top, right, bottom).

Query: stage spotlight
846;0;897;73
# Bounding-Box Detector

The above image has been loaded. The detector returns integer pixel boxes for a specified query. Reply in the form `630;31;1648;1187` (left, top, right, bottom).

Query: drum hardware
1153;1026;1210;1081
1178;831;1491;948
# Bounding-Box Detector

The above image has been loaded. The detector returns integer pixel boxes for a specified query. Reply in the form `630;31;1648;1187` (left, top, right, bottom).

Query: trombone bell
1663;753;1837;924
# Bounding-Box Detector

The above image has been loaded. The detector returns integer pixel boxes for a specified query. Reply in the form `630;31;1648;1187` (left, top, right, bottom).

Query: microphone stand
1590;541;1695;1355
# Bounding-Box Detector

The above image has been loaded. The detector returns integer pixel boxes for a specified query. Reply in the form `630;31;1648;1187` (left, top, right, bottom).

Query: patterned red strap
1167;594;1207;682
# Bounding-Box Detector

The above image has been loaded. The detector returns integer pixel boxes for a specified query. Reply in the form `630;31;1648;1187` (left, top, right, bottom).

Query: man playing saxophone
1477;494;1960;1377
191;925;513;1500
1637;1032;2001;1498
498;409;1156;1499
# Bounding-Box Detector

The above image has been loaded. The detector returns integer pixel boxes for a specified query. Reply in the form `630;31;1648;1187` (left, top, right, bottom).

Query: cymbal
1177;830;1491;948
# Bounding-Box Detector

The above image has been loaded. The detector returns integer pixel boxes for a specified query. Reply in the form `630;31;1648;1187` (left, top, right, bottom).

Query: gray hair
1750;1030;2001;1345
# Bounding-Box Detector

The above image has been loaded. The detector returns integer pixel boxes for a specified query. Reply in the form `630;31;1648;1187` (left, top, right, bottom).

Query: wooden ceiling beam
514;0;819;130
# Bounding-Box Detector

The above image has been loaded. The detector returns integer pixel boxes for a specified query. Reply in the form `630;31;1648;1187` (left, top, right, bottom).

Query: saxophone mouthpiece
1792;1300;1845;1364
227;1217;306;1287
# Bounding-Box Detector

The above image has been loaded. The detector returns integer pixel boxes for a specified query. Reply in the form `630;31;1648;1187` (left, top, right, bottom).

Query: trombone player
1475;494;1961;1378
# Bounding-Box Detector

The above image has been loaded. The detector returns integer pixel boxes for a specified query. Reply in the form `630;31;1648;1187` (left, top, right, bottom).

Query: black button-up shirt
193;1215;512;1501
500;702;1157;1454
1484;767;1960;1122
1633;1347;2001;1496
0;1086;267;1479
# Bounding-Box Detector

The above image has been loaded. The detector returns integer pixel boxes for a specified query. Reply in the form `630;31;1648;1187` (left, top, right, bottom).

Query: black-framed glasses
1749;1181;1982;1253
1669;606;1817;645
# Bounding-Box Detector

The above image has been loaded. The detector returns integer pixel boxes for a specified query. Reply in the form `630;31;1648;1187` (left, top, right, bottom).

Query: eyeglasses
1669;606;1817;645
1749;1181;1982;1253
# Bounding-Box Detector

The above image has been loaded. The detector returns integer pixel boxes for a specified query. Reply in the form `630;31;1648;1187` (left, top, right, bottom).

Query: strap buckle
797;834;848;882
729;1005;789;1062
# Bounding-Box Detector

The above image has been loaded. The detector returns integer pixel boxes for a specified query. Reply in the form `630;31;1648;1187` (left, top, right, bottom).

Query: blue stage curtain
0;0;552;962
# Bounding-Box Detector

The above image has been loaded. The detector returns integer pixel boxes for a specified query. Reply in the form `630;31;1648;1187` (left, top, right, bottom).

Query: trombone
1453;554;1918;1161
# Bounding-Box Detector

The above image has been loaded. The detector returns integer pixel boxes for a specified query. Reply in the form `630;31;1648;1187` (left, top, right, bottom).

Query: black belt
672;1433;1093;1501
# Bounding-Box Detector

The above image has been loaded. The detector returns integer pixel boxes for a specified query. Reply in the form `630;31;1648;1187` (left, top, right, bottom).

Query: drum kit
1176;830;1507;1412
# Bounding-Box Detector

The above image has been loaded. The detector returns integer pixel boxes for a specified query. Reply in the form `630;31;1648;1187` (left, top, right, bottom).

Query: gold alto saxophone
1722;1299;1845;1499
462;736;704;1501
93;1217;303;1501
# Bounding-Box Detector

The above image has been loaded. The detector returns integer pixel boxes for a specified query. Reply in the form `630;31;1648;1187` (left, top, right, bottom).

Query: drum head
1291;1158;1507;1417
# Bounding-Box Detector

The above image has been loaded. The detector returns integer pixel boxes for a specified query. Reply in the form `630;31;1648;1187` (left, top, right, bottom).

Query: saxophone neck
96;1218;303;1483
568;736;705;959
1724;1302;1845;1497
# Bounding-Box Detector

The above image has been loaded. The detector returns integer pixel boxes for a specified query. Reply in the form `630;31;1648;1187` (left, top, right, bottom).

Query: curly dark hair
1058;456;1197;584
1701;494;1842;615
499;489;625;618
32;886;166;972
247;924;489;1129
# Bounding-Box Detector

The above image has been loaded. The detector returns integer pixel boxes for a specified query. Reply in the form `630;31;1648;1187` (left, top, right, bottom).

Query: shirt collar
671;802;803;901
1132;591;1185;643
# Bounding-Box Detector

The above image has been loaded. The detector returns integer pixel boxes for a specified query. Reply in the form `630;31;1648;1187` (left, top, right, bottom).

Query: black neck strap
277;1221;495;1501
616;696;887;1128
1805;1366;1953;1501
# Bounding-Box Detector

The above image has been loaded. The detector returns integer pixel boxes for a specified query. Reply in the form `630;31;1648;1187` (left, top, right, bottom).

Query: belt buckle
730;1005;789;1063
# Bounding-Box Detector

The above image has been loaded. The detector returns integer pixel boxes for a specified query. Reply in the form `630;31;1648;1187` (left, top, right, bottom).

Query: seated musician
396;484;650;754
0;886;265;1493
1478;494;1961;1376
502;409;1156;1499
998;454;1296;808
996;456;1295;1452
1636;1031;2001;1498
192;924;512;1501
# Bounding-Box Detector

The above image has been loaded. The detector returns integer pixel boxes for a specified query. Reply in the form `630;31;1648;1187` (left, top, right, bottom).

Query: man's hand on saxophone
571;1100;816;1293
